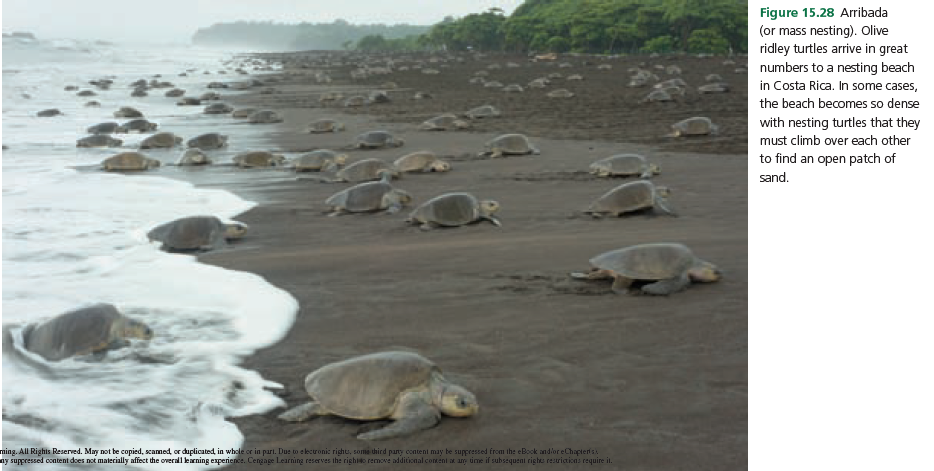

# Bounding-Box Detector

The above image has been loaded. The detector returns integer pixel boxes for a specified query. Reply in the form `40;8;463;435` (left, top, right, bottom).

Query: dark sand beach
172;51;747;470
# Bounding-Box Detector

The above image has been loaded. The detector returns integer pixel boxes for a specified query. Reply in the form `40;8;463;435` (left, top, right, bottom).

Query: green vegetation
190;0;746;54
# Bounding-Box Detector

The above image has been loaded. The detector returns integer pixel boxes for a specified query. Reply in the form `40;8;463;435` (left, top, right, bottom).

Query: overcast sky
2;0;522;44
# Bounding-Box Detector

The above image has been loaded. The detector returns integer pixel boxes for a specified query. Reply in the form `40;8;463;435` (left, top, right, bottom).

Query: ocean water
2;37;298;469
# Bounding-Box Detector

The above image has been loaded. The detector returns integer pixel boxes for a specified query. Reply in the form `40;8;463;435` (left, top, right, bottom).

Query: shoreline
167;50;748;470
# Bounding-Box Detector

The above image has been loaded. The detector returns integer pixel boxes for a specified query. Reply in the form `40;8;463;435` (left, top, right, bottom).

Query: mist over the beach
2;0;522;43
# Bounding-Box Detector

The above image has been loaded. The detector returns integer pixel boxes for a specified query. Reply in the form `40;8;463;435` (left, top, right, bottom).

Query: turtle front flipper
357;394;440;440
641;273;691;295
570;268;613;280
278;401;327;422
654;195;678;217
483;215;502;227
611;275;634;294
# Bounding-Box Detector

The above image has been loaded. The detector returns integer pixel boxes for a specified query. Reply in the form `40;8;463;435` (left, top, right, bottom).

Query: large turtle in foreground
584;181;676;217
669;117;718;137
147;215;247;252
101;152;160;171
589;154;660;178
480;134;540;158
324;171;412;215
570;243;720;295
406;193;501;230
278;351;479;440
20;303;153;361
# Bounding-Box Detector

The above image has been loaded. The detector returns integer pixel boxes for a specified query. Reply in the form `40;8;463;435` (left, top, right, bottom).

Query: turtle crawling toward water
101;152;160;171
19;303;153;361
187;132;228;150
139;132;183;149
147;215;247;252
669;117;718;137
584;180;675;217
406;193;501;230
307;118;345;134
278;351;479;440
419;114;470;131
589;154;660;178
176;148;212;166
77;134;123;148
571;243;720;295
464;105;500;119
324;171;412;215
480;134;540;158
290;150;348;172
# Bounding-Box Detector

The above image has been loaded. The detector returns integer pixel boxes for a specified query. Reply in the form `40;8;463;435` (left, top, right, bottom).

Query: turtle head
334;153;349;166
376;169;395;183
648;163;661;175
479;200;500;216
224;222;249;240
122;318;154;341
453;119;471;130
438;384;479;417
393;189;413;205
430;160;452;172
688;260;721;283
392;137;405;148
655;186;671;198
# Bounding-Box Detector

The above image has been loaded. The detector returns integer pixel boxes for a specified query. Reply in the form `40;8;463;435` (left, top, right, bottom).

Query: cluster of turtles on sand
12;52;732;442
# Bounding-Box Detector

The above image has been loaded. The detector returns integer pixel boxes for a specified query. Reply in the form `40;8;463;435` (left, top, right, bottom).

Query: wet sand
174;51;747;470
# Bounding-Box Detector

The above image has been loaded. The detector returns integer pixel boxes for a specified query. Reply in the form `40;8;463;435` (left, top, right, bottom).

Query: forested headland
191;0;747;54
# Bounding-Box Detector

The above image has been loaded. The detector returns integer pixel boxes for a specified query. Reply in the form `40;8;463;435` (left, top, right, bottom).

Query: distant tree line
191;0;747;54
191;20;428;51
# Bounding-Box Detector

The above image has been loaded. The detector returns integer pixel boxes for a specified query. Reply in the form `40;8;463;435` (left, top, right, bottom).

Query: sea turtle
332;159;400;183
130;88;148;97
86;122;120;134
546;88;574;98
393;151;452;173
77;135;123;148
669;117;718;137
247;109;283;124
643;89;673;103
291;150;348;172
464;105;501;120
350;131;404;150
584;181;675;217
323;171;412;215
77;90;98;97
113;106;143;118
203;103;233;114
697;83;730;94
483;81;504;89
85;101;101;107
406;193;501;230
19;303;153;362
101;152;160;171
233;151;286;168
502;84;524;93
177;97;201;106
369;90;391;104
187;133;228;150
177;148;212;166
231;107;257;119
164;88;185;97
307;118;345;134
118;119;158;133
139;132;183;149
37;109;62;117
278;351;478;440
480;134;540;158
199;92;221;101
570;243;720;295
419;114;469;131
147;215;247;252
343;95;368;107
589;154;660;178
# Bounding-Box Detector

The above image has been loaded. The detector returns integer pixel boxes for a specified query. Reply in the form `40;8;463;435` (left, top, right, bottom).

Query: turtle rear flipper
279;401;327;422
641;273;691;295
357;394;439;440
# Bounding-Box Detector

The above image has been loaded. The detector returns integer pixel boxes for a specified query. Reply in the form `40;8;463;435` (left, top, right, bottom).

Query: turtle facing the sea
323;171;412;215
406;193;501;230
278;351;479;440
